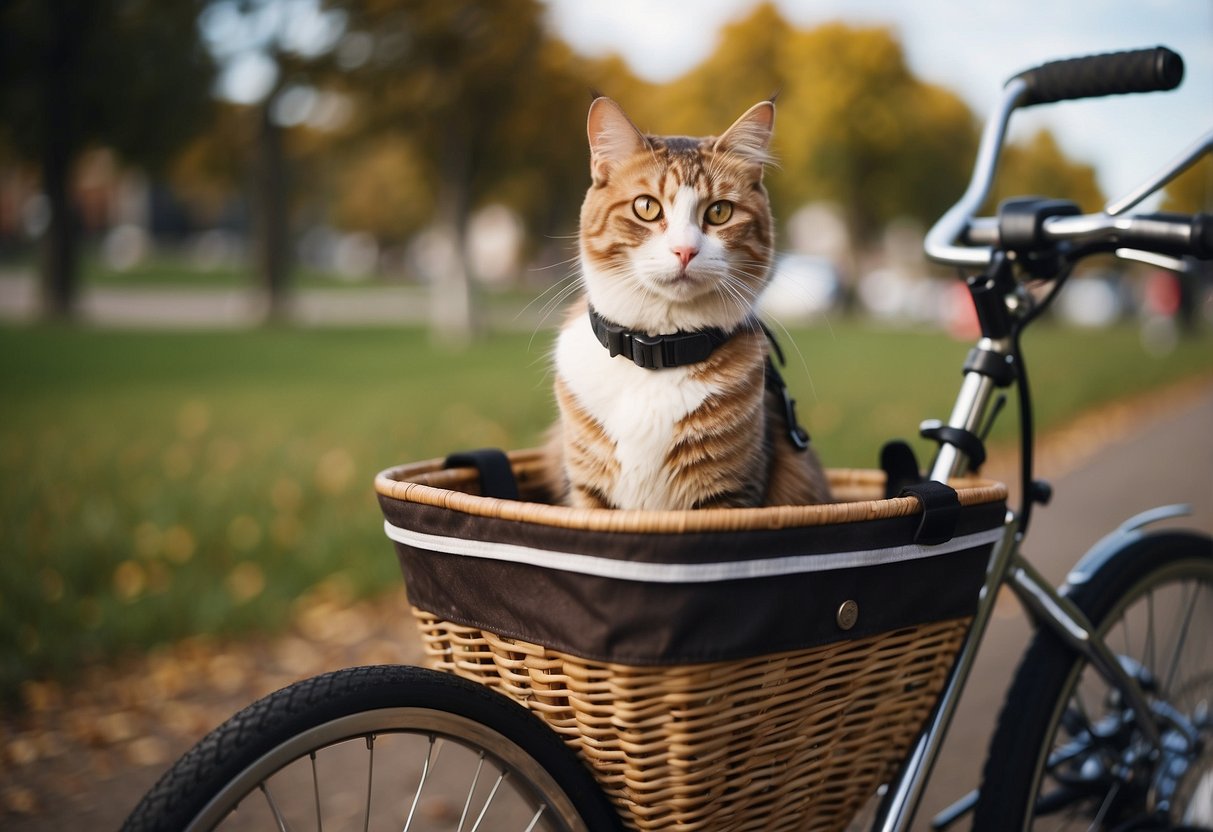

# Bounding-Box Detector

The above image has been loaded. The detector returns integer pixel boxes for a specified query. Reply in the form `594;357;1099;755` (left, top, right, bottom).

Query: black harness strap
586;307;811;451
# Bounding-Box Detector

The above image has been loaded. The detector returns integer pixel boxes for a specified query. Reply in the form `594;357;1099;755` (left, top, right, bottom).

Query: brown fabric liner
379;495;1002;664
393;542;990;664
380;494;1006;565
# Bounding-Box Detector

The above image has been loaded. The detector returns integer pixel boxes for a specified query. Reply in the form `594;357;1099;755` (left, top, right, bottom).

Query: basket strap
899;481;961;545
444;449;520;501
880;440;922;499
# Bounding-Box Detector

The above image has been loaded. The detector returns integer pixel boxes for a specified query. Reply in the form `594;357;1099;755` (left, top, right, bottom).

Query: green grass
1;320;1210;702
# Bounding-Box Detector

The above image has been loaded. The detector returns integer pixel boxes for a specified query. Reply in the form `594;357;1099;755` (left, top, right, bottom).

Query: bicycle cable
1009;258;1076;537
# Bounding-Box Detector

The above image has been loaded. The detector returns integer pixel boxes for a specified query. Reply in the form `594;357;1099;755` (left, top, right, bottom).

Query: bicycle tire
122;664;623;832
973;530;1213;830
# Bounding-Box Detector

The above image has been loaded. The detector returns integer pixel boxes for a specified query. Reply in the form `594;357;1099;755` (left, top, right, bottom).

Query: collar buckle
588;305;730;370
628;332;664;369
601;325;663;368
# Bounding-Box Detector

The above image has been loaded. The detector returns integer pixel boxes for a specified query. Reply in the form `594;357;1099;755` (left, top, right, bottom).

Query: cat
544;96;831;511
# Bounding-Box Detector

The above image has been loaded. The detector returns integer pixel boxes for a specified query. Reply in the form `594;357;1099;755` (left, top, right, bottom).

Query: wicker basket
376;450;1007;832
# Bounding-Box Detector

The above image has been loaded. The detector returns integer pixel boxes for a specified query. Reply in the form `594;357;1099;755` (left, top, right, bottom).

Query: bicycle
124;46;1212;832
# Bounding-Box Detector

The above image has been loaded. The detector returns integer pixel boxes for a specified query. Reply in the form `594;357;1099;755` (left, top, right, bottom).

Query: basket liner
376;451;1007;666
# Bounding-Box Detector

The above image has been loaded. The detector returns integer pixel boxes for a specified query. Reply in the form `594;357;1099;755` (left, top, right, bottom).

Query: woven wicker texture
414;608;971;831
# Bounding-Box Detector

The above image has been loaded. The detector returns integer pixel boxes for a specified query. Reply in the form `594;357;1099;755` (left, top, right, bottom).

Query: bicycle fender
1063;504;1193;590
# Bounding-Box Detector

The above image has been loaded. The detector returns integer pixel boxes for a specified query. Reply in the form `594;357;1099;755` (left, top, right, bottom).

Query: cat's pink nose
672;245;698;268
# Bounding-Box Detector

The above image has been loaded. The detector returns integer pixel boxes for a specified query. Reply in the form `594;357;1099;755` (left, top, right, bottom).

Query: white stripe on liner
383;521;1006;584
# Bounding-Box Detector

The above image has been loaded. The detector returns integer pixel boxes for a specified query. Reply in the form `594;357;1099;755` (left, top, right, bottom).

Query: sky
542;0;1213;205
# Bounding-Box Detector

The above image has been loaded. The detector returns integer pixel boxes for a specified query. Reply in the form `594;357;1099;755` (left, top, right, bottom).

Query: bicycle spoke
1122;609;1132;664
260;782;292;832
310;751;323;832
1163;582;1200;696
469;769;509;832
458;752;487;832
364;735;375;832
1088;778;1120;832
1069;686;1096;742
523;803;548;832
1145;588;1156;678
402;735;438;832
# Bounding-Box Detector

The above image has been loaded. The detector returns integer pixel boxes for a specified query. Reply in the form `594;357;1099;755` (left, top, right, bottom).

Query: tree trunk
40;131;77;320
254;95;290;322
429;132;475;344
39;0;80;320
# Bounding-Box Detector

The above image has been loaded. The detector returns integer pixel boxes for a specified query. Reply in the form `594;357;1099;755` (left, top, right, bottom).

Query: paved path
3;383;1211;830
0;273;551;330
916;382;1213;828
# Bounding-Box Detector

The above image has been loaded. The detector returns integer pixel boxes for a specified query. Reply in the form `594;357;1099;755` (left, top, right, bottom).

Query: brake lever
1114;248;1192;273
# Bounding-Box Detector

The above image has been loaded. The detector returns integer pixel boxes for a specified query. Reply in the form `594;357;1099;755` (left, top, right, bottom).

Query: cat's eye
705;200;734;226
632;195;662;222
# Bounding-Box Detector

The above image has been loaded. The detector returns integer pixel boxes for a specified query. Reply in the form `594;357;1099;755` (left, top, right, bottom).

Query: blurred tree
329;136;435;242
167;101;255;226
776;23;977;250
320;0;606;339
324;0;574;341
0;0;215;318
486;37;600;268
655;2;790;134
199;0;346;319
990;128;1105;211
655;10;977;271
1161;155;1213;212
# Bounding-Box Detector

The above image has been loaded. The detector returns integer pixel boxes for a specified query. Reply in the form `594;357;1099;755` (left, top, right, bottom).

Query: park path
1;373;1211;830
916;377;1213;827
0;272;550;330
0;272;430;327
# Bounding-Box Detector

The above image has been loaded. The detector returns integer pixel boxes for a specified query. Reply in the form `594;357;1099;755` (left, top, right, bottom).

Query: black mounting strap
880;440;922;499
899;481;962;546
920;420;988;471
443;449;520;501
998;197;1081;253
963;346;1017;388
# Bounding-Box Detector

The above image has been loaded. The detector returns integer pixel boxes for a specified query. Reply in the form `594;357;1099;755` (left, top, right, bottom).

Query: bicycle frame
870;77;1209;831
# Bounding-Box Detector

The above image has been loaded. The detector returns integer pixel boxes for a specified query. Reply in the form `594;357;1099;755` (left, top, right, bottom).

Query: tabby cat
545;96;831;511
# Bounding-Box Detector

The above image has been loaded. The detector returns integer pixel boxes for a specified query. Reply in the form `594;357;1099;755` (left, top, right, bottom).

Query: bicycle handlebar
925;45;1210;271
1010;46;1184;107
965;211;1213;260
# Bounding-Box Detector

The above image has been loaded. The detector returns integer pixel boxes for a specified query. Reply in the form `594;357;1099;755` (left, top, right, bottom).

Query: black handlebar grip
1194;214;1213;260
1010;46;1183;107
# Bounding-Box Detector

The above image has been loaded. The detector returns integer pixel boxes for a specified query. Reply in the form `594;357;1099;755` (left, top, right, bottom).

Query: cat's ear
715;100;776;173
587;97;648;184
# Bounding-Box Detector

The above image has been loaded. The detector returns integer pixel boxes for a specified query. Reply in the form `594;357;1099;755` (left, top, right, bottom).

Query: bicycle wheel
974;530;1213;830
122;664;622;832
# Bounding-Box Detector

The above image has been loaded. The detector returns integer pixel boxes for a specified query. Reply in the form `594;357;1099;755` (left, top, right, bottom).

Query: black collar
588;306;742;370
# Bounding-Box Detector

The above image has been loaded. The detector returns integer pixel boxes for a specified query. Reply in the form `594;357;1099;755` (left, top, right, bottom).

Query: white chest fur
555;322;715;510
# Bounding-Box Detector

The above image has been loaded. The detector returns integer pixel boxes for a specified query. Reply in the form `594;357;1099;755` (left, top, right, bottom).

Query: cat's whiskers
523;268;580;317
757;309;819;403
714;264;820;401
713;272;757;322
